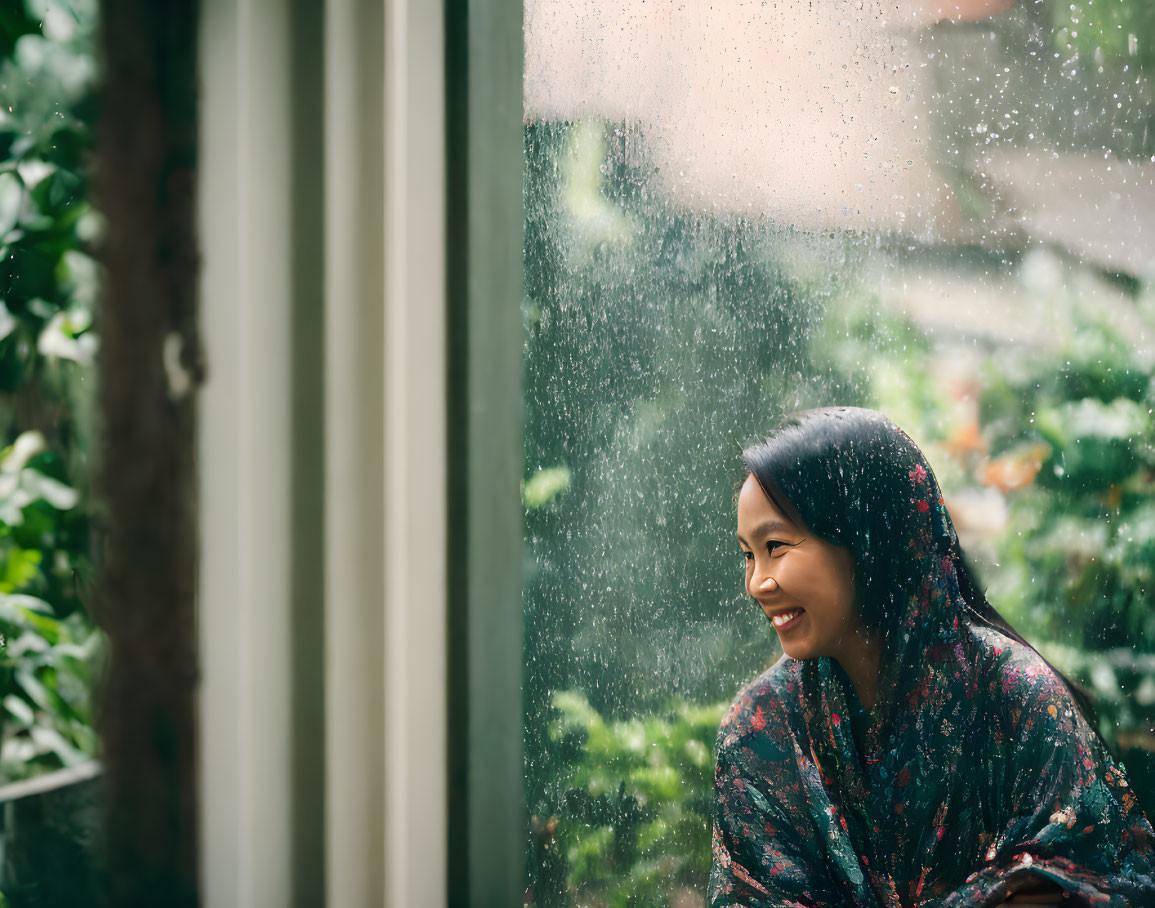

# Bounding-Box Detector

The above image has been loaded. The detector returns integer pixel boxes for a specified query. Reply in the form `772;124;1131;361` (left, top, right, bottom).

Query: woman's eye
741;550;753;563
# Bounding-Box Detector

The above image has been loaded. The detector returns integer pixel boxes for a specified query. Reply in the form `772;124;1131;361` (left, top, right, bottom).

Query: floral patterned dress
710;454;1155;906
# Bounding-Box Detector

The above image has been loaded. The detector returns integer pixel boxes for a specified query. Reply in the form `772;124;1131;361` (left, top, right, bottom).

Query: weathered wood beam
96;1;200;904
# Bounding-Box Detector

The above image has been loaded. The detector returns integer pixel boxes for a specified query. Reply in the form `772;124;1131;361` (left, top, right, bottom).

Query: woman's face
737;473;862;663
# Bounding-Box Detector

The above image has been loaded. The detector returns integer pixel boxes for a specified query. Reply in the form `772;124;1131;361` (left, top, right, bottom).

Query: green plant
527;690;724;906
0;0;100;784
976;314;1155;781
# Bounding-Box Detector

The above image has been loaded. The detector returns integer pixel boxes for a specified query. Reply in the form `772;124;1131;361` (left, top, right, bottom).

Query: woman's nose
750;569;779;596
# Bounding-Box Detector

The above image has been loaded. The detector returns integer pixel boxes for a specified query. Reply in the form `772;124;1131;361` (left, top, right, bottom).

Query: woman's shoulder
716;656;801;752
972;626;1067;690
969;625;1086;734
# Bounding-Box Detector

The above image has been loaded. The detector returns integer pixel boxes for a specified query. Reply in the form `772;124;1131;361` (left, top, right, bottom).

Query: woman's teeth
772;609;802;628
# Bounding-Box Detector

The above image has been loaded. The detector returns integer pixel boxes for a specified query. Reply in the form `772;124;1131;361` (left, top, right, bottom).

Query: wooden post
95;1;200;904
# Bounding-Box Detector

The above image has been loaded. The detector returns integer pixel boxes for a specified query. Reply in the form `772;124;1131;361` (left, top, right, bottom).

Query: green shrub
527;691;724;906
0;0;100;784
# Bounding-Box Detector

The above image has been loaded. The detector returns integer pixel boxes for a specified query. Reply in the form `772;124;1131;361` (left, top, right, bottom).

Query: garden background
522;3;1155;904
0;0;1153;905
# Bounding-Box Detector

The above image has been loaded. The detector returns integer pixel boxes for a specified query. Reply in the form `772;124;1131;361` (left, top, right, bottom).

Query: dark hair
742;407;1098;721
743;407;947;633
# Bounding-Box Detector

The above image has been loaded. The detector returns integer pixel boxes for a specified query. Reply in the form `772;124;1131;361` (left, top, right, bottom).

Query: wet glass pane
0;1;102;903
523;2;1155;904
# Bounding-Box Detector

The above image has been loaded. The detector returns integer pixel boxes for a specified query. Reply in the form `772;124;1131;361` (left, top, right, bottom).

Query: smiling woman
736;477;872;701
714;407;1155;906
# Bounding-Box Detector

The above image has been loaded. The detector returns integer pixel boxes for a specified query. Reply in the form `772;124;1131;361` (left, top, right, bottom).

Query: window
523;2;1155;902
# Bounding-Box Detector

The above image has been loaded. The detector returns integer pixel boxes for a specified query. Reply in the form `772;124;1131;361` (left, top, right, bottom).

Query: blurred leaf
523;465;572;509
3;694;33;726
0;171;23;237
1;431;47;474
28;723;84;766
0;5;39;60
0;300;17;342
37;310;95;364
29;166;80;215
17;604;59;644
20;467;78;509
7;629;50;658
2;548;42;592
15;667;51;712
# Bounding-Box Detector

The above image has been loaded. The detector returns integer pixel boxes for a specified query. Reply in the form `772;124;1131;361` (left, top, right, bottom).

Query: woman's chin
770;613;813;660
779;639;815;661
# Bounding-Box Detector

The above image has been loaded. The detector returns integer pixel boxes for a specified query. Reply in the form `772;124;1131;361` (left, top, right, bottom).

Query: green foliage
0;0;100;785
865;307;1155;649
974;314;1155;783
524;466;572;510
1048;1;1155;73
527;690;724;906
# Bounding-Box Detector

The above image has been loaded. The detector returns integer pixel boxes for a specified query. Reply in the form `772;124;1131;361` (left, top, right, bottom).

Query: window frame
197;0;524;903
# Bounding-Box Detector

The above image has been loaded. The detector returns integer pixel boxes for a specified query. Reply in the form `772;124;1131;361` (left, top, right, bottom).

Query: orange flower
947;420;987;456
982;444;1050;493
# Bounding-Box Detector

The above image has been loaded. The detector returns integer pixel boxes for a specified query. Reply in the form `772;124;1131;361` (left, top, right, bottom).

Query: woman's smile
768;608;804;631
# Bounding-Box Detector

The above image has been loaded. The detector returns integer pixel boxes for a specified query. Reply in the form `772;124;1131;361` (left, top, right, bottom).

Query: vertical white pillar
324;0;447;904
198;0;295;904
382;0;449;903
200;1;450;903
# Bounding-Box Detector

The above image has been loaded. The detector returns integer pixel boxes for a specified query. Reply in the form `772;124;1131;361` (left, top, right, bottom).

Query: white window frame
197;0;523;904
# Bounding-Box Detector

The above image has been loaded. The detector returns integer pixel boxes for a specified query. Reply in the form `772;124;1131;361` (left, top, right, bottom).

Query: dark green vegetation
0;0;100;786
0;1;101;900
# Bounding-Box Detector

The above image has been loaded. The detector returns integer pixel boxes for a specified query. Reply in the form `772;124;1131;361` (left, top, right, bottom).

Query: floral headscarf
710;409;1155;906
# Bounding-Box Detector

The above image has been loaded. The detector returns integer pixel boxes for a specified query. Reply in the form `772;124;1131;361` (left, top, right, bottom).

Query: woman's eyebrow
737;520;795;545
